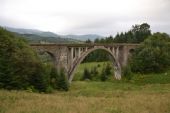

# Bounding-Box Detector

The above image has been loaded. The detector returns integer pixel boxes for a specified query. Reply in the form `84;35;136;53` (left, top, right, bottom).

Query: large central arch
68;46;121;83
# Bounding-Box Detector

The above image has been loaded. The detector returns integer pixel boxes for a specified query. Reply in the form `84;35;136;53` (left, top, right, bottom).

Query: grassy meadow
73;62;114;81
1;62;170;113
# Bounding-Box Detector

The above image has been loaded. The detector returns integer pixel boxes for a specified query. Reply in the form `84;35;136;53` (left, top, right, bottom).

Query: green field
1;62;170;113
73;62;114;81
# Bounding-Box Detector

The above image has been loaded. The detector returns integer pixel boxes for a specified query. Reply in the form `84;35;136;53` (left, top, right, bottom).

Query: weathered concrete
30;43;139;83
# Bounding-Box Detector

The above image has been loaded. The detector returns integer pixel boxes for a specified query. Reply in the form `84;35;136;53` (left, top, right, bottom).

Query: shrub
49;66;59;89
100;63;112;81
82;68;92;80
56;69;69;91
91;66;98;75
46;86;54;93
97;64;101;67
100;68;107;81
105;63;112;75
122;65;132;80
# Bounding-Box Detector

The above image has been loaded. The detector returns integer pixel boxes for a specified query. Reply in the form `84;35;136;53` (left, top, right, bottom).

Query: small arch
68;47;121;83
46;51;56;62
37;50;56;65
129;49;135;54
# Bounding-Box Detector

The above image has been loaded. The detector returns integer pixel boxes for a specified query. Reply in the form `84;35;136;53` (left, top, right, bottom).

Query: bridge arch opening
38;51;56;66
82;49;110;63
68;47;121;83
129;49;135;54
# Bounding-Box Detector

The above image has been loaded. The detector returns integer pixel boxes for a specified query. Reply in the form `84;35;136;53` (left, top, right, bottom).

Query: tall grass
1;62;170;113
1;81;170;113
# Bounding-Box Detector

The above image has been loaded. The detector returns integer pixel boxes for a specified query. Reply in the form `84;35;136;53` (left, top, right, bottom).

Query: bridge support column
112;46;122;80
68;47;74;70
78;47;81;58
114;63;121;80
121;46;129;67
85;47;88;51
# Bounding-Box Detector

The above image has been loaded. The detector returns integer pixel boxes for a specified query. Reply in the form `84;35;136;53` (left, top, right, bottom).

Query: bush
105;63;112;75
28;63;49;92
49;66;59;89
100;68;107;81
100;63;112;81
82;68;92;80
122;65;132;80
56;69;69;91
97;64;101;67
91;66;98;74
46;86;54;93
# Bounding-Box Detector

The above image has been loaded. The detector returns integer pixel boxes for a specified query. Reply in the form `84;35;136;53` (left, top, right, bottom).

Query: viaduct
30;43;139;83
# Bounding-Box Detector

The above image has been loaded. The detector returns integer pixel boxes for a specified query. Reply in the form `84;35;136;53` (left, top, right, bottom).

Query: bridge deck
30;43;140;47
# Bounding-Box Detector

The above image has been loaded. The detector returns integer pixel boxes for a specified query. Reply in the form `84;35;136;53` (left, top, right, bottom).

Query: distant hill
4;27;83;43
5;27;60;37
5;27;103;43
17;34;82;43
62;34;102;41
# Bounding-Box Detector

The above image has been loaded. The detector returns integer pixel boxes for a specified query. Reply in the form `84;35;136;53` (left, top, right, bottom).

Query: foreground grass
1;81;170;113
1;62;170;113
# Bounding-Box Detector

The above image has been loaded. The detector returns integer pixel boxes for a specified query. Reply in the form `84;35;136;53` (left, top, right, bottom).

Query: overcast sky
0;0;170;36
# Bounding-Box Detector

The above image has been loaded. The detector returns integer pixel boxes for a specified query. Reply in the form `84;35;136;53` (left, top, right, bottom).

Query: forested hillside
0;27;69;92
18;34;82;43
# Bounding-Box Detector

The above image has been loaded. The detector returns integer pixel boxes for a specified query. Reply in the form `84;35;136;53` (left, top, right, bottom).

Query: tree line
85;23;169;62
86;23;151;44
84;23;152;62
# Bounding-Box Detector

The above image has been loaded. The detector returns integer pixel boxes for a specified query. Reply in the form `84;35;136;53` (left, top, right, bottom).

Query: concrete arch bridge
30;43;139;83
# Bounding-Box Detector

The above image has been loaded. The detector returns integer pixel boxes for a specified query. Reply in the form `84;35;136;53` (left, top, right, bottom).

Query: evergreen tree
94;38;100;43
28;63;48;92
113;23;151;43
49;66;59;89
0;27;48;92
105;63;112;75
82;68;92;80
100;68;107;81
56;69;69;91
85;39;92;43
122;65;132;80
91;66;98;75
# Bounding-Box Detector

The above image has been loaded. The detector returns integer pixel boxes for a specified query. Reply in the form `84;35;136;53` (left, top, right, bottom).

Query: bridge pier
69;47;74;70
